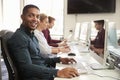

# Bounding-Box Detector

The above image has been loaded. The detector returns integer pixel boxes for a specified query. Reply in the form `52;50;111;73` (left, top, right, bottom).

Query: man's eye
28;14;34;17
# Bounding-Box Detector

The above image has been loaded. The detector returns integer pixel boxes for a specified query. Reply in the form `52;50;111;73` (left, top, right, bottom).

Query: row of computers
68;20;120;70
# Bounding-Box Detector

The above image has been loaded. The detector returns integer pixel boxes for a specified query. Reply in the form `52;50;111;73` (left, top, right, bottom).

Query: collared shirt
7;24;60;80
91;28;105;48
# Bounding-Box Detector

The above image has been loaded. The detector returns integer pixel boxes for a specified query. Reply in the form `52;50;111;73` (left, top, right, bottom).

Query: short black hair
94;20;104;27
22;4;40;15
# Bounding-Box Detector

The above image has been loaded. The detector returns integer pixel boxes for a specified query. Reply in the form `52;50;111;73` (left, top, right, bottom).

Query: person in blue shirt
7;4;79;80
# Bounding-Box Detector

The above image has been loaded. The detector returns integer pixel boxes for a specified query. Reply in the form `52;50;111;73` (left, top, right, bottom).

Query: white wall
63;0;120;38
0;1;3;27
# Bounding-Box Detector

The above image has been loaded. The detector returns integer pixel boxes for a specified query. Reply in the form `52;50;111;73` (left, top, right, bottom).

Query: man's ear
21;15;24;20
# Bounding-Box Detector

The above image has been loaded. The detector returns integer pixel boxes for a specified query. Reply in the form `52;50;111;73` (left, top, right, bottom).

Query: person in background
118;38;120;46
34;13;70;58
90;20;105;57
42;16;67;47
7;4;79;80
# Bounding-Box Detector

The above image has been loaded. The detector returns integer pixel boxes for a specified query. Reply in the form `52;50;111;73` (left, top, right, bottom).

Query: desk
55;44;120;80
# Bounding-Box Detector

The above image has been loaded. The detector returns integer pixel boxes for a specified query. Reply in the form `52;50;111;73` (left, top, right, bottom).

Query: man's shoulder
13;29;26;38
9;29;29;42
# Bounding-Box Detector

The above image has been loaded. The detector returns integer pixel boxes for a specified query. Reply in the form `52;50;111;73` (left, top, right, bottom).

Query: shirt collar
20;24;34;37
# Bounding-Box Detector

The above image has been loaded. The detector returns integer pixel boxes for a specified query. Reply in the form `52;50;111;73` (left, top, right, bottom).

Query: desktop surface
55;43;120;80
55;69;120;80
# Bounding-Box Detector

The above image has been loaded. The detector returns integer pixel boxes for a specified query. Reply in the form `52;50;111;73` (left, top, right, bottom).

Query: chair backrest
0;30;20;80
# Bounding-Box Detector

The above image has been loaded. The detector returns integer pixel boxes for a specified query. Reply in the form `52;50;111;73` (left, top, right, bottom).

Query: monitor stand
90;61;115;70
90;63;108;70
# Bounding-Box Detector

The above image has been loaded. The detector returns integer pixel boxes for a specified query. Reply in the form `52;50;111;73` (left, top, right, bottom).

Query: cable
88;73;120;80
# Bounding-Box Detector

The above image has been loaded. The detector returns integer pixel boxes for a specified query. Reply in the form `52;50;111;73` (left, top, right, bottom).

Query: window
25;0;64;36
0;0;64;37
1;0;20;31
0;1;2;27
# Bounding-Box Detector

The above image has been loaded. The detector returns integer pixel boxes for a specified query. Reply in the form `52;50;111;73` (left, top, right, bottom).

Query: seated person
34;13;70;57
90;20;105;56
118;38;120;46
42;16;67;47
7;5;79;80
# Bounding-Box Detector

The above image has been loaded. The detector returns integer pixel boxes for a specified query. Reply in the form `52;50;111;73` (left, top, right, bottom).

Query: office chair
0;30;20;80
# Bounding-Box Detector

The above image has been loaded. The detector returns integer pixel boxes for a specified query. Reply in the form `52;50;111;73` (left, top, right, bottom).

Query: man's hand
89;45;95;50
59;47;71;53
57;67;79;78
60;58;77;64
58;39;67;47
94;48;104;54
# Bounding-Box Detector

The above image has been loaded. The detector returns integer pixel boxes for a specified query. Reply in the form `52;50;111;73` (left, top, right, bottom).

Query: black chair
0;30;20;80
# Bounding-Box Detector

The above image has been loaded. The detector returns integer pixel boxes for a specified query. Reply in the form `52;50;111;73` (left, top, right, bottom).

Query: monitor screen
107;22;118;48
74;23;81;40
79;22;91;45
105;21;120;69
67;0;116;14
85;20;118;69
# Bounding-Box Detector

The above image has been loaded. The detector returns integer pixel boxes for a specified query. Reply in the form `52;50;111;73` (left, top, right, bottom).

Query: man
7;4;79;80
90;20;105;56
42;16;67;47
118;38;120;46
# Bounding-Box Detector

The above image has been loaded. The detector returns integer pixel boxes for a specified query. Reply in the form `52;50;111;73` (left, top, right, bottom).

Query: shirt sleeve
42;29;61;47
34;30;52;55
51;39;61;43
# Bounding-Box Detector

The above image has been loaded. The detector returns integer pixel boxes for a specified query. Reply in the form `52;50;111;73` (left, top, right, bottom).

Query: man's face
95;23;102;30
48;20;55;28
21;8;40;30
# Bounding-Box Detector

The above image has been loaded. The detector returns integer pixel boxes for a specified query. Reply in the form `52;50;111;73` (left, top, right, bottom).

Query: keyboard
78;47;89;53
69;45;79;53
71;62;88;74
70;45;89;53
67;41;79;46
72;46;89;53
89;63;108;70
109;48;120;56
78;69;88;74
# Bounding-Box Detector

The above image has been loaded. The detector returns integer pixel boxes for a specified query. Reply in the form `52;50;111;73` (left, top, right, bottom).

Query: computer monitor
107;22;120;69
107;22;118;48
66;23;81;43
73;22;81;41
79;22;91;46
89;20;110;69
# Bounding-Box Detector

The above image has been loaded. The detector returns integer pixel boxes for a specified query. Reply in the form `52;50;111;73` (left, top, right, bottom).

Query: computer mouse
68;53;76;56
